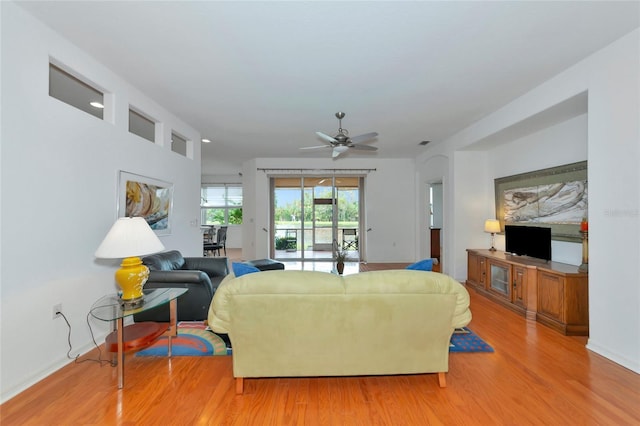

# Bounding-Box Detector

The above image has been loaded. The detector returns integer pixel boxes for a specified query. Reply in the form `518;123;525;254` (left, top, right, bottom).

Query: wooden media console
466;249;589;336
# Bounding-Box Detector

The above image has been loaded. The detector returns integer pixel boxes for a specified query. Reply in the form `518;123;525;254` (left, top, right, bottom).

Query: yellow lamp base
114;256;150;303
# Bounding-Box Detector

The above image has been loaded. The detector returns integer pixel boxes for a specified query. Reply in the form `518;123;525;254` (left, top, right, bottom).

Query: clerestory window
49;63;104;119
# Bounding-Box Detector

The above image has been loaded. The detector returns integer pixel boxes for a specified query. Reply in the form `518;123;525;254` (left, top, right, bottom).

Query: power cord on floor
58;311;115;367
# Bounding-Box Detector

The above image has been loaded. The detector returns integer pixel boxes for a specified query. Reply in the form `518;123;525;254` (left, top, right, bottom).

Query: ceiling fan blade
316;131;337;144
349;144;378;151
300;145;331;150
349;132;378;144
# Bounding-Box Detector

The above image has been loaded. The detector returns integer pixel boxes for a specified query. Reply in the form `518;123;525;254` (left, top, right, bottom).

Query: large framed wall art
118;171;174;235
494;161;587;242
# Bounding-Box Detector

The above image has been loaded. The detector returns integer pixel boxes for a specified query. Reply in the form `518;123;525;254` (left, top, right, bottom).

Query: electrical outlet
52;303;62;319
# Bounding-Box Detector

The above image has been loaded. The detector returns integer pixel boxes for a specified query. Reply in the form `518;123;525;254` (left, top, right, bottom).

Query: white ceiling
17;1;640;174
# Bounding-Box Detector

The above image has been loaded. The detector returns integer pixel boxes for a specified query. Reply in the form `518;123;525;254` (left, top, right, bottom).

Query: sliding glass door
271;176;363;262
311;179;335;252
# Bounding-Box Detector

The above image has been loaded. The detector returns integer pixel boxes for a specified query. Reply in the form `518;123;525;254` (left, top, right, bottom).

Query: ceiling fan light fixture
332;145;349;158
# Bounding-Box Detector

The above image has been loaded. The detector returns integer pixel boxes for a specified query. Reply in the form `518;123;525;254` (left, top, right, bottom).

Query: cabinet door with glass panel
487;259;511;301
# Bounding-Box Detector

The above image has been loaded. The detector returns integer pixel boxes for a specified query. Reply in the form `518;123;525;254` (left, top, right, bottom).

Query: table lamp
95;217;165;307
484;219;501;251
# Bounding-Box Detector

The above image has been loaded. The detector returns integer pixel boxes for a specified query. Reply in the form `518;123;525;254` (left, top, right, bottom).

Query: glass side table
90;288;188;389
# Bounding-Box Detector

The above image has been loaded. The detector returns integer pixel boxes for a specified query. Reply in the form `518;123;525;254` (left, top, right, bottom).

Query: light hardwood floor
2;260;639;425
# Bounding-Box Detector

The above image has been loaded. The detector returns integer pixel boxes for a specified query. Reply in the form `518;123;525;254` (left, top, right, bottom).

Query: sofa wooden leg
438;372;446;388
236;377;244;395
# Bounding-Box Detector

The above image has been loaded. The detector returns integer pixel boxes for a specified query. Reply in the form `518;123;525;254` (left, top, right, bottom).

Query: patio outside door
312;182;336;251
271;176;362;262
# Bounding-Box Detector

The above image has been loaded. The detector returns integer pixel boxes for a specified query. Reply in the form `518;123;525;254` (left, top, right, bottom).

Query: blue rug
136;323;492;356
135;322;231;357
450;327;494;353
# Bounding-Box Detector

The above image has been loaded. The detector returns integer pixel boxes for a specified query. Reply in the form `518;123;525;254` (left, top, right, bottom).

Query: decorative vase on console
334;240;347;275
579;217;588;272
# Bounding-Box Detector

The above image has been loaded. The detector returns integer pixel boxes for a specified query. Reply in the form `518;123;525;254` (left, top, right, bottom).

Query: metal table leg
117;317;124;389
167;298;178;357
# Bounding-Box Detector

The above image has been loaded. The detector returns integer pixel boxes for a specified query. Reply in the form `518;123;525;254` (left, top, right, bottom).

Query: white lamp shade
95;217;165;259
484;219;501;233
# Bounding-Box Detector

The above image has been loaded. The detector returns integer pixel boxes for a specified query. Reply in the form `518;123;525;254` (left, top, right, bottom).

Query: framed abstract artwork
494;161;587;242
118;171;174;235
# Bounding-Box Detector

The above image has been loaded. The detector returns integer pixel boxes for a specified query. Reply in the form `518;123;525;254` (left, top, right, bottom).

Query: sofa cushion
208;271;344;332
185;257;229;279
143;250;186;271
208;269;472;332
232;262;261;277
406;258;433;271
344;270;471;329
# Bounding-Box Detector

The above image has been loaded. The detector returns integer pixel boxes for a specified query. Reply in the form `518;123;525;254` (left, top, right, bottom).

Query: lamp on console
95;217;165;307
484;219;501;252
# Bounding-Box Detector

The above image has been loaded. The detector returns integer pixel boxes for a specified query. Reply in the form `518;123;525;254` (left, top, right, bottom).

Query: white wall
0;3;202;402
451;150;492;273
417;30;640;373
585;30;639;373
242;157;417;263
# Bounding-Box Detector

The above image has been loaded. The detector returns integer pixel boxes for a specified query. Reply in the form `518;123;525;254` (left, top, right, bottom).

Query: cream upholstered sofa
208;269;471;394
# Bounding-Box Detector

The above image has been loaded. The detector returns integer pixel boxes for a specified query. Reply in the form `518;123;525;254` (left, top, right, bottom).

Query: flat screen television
504;225;552;261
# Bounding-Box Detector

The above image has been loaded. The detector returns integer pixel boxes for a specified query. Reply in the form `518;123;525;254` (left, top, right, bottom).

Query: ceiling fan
301;112;378;158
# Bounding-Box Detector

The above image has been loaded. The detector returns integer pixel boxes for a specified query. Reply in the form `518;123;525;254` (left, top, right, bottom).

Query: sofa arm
135;271;214;322
147;270;211;285
184;257;229;278
145;270;215;307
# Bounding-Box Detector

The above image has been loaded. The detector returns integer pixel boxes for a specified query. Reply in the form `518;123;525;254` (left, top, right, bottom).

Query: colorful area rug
136;323;492;356
136;321;231;357
450;327;494;353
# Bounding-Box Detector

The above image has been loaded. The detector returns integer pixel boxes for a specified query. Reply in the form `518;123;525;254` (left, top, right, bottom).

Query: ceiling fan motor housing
334;133;349;144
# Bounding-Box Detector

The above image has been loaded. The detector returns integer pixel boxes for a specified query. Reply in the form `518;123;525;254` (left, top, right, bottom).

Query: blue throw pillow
406;259;433;272
232;262;261;277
